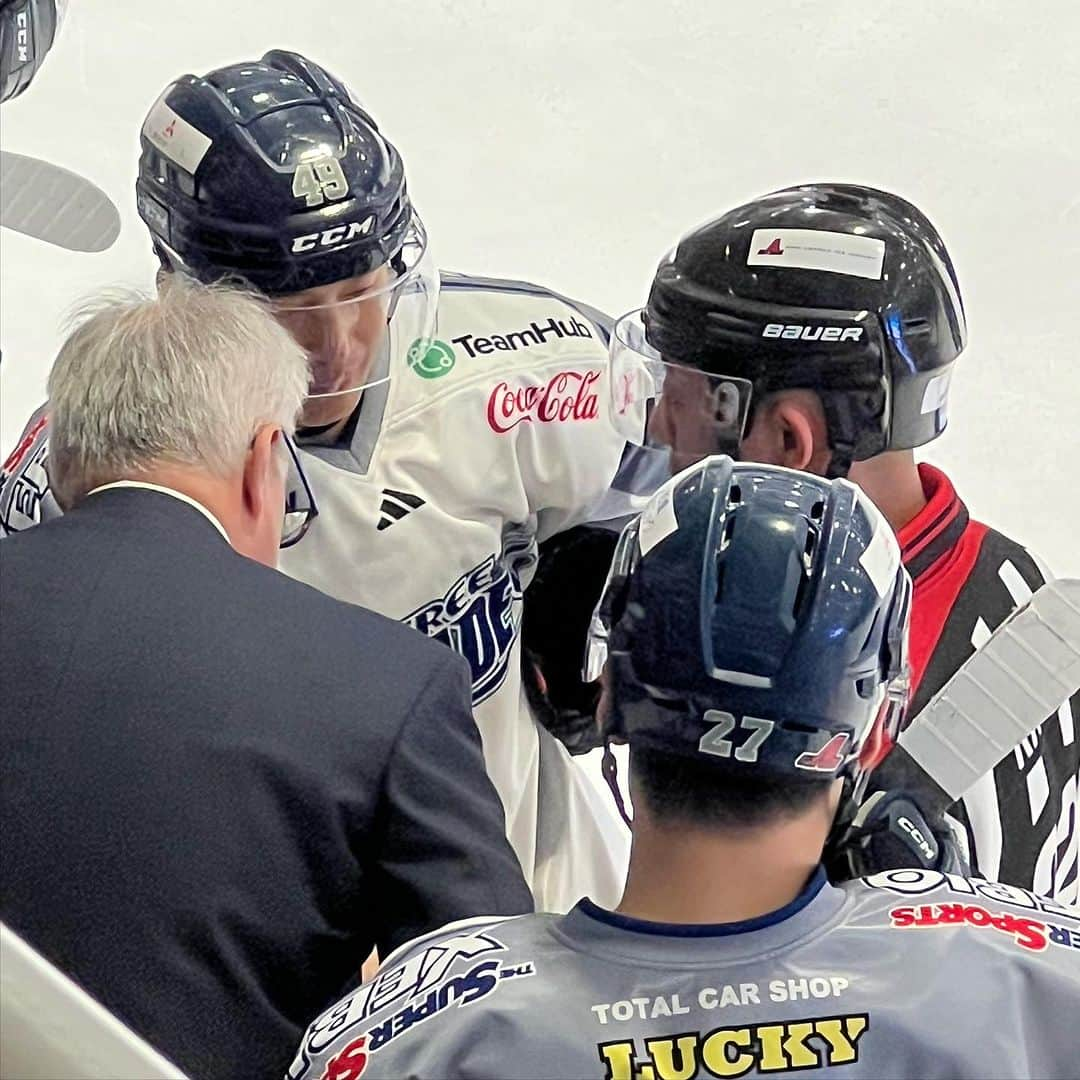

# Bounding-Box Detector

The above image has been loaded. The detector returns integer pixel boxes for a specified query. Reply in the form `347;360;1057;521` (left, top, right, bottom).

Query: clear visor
879;668;911;746
850;667;911;777
271;217;439;403
582;520;642;683
610;309;753;471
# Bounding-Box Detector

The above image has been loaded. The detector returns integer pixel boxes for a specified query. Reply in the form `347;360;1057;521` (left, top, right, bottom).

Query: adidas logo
377;488;425;531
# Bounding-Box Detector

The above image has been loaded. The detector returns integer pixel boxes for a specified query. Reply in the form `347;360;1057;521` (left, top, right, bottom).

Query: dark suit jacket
0;487;532;1079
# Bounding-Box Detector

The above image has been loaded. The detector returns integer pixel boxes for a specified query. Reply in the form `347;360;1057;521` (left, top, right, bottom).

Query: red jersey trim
1;414;48;475
899;464;989;697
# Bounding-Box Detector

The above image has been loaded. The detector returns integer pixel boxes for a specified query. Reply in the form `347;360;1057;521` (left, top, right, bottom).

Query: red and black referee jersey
883;464;1078;900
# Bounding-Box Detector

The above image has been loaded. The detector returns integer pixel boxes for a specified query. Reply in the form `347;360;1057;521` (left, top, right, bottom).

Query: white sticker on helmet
143;95;212;176
637;482;679;557
747;228;886;280
859;515;902;598
921;370;953;414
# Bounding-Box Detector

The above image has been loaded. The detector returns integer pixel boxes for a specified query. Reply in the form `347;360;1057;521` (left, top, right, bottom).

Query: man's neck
108;466;238;543
616;815;827;925
846;451;927;533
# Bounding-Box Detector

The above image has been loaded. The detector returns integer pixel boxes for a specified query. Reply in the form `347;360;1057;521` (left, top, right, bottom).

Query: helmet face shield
271;216;438;416
583;519;642;684
610;310;753;473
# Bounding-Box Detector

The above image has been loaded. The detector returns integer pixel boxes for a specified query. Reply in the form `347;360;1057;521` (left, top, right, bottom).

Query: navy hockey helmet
136;49;419;295
610;185;967;477
586;457;912;786
0;0;65;103
135;50;438;411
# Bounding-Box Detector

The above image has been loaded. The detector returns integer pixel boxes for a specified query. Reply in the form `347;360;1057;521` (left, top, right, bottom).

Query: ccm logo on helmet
291;216;375;254
16;12;30;62
763;324;864;342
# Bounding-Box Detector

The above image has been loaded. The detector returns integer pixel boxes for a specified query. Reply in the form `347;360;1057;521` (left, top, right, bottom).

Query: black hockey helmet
610;185;967;477
586;457;912;788
0;0;65;103
135;49;418;297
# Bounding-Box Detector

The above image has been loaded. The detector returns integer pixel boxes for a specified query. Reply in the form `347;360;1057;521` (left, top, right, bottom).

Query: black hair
630;745;832;829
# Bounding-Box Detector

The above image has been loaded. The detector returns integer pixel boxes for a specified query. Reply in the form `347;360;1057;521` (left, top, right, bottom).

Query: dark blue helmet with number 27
586;456;912;787
135;49;418;297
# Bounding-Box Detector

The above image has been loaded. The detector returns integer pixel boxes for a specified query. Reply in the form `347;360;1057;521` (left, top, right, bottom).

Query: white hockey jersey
0;272;632;912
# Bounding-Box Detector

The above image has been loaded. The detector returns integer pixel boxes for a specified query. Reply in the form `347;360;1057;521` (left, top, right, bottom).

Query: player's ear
770;394;826;472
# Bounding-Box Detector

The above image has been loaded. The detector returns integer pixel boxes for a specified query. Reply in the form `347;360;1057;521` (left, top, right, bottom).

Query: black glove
521;526;618;755
826;789;969;883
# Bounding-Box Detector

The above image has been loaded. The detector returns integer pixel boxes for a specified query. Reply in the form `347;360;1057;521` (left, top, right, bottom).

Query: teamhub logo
408;316;594;380
452;315;594;358
407;339;456;380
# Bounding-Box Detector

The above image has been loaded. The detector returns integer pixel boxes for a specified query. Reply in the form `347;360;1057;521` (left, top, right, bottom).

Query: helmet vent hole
810;500;826;523
792;562;811;618
856;675;877;699
905;318;932;335
727;484;742;508
720;514;737;550
714;558;727;603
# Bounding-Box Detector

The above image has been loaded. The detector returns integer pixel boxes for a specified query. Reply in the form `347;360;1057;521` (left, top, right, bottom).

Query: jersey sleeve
854;869;1080;1076
520;381;630;545
286;914;530;1080
942;532;1079;901
0;404;60;536
489;327;630;545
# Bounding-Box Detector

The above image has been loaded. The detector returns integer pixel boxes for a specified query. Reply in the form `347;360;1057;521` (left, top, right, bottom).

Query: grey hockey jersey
289;867;1080;1079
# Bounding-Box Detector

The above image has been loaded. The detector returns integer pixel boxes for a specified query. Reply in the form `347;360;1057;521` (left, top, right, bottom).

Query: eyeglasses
280;434;319;548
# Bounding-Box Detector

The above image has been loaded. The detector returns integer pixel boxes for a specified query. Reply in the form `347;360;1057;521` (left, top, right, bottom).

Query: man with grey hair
0;276;532;1080
44;274;313;557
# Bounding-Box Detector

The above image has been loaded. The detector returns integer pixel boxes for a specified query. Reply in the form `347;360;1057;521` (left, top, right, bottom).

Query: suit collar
86;482;232;546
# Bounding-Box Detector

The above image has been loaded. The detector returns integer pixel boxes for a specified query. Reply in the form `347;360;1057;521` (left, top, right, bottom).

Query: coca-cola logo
486;370;600;434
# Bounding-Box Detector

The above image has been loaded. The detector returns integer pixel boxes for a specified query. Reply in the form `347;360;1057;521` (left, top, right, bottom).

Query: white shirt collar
87;481;231;544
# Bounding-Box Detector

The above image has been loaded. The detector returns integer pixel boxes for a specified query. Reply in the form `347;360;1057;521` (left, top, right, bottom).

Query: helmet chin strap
825;440;855;480
601;740;633;830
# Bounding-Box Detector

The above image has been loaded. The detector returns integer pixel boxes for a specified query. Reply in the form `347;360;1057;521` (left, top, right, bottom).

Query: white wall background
2;0;1077;571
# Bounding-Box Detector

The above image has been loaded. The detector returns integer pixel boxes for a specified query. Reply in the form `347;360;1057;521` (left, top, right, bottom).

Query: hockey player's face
274;267;392;427
648;366;736;474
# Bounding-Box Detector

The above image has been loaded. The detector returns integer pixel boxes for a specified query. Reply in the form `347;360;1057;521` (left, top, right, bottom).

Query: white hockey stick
893;578;1080;809
0;150;120;252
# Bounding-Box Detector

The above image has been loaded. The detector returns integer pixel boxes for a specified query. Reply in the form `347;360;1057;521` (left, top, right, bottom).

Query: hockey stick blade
892;578;1080;811
0;151;120;252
